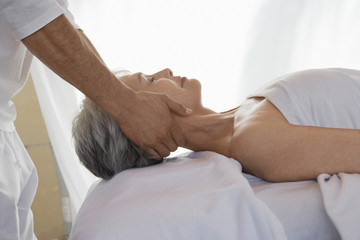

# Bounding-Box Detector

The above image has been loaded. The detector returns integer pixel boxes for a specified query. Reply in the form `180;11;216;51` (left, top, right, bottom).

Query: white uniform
0;1;78;239
248;68;360;129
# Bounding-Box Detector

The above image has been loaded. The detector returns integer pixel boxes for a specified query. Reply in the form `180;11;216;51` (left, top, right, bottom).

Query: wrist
100;74;137;124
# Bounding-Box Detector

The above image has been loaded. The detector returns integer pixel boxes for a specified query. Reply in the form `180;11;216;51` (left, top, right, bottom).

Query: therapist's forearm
21;14;132;120
76;29;105;65
21;14;192;159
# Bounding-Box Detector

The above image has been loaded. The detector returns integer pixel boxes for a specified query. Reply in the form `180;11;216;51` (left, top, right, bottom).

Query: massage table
69;151;359;239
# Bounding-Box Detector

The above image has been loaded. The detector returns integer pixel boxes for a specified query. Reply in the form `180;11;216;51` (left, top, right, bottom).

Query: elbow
244;164;286;183
255;166;314;183
256;170;289;183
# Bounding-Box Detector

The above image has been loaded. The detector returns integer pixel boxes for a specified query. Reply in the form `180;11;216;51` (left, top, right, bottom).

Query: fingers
145;143;172;160
155;143;171;158
163;138;178;153
147;96;186;157
144;130;180;159
124;92;188;159
163;95;192;116
145;148;162;160
171;124;185;148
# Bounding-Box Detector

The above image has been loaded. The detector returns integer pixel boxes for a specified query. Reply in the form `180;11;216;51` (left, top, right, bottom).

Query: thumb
163;95;192;116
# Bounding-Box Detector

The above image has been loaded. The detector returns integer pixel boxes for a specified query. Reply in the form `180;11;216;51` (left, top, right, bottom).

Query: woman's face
119;68;203;111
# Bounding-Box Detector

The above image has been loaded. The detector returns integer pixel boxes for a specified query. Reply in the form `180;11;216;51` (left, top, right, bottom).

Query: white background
69;0;264;112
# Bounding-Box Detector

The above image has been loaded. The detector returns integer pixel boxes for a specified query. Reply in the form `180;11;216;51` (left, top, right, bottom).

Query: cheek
169;90;201;110
148;81;202;110
125;81;141;91
120;76;141;91
147;82;178;95
148;85;188;104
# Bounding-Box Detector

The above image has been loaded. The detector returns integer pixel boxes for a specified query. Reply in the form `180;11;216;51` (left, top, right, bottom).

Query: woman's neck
175;107;237;157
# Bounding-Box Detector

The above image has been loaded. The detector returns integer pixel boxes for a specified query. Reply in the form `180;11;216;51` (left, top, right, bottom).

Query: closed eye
140;73;155;83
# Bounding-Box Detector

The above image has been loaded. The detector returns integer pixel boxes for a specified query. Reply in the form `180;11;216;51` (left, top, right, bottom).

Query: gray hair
72;73;160;179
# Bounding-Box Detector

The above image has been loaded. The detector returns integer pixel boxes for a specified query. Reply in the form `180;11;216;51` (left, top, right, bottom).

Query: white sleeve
0;0;79;41
54;0;81;30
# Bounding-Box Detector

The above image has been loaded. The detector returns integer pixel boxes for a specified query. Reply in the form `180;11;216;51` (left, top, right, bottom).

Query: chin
188;78;201;90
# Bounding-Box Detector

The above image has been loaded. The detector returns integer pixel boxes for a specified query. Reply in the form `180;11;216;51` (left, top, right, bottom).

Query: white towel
318;173;360;240
70;151;287;240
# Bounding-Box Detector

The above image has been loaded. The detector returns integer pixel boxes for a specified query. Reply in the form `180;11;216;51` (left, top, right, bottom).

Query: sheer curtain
30;59;97;218
238;0;360;99
30;0;360;221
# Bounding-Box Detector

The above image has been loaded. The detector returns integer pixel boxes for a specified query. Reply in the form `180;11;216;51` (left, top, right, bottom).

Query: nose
165;68;173;77
169;70;173;77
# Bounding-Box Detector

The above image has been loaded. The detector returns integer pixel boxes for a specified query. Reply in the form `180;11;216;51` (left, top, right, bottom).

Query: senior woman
72;68;360;182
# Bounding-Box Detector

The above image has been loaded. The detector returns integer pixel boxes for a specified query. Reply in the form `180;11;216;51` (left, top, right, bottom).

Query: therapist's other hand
119;90;192;159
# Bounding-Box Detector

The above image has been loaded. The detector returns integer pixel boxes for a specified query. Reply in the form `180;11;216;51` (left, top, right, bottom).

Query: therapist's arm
22;14;191;158
76;29;105;64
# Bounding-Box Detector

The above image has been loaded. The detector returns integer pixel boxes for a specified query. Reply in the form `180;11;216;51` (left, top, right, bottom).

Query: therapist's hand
118;90;192;159
21;14;191;158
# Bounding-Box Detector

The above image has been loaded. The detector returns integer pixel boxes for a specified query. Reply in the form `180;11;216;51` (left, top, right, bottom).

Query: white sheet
70;151;358;240
31;58;97;218
245;174;340;240
69;151;287;240
318;173;360;240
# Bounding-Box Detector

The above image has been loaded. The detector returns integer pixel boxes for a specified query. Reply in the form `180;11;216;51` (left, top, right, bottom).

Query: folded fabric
245;173;340;239
318;173;360;240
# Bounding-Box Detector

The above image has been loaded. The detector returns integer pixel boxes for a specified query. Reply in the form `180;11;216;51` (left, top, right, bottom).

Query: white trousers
0;130;38;240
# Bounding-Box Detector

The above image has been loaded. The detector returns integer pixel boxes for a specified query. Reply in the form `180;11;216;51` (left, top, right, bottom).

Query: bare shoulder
230;97;360;182
229;98;288;166
231;97;288;138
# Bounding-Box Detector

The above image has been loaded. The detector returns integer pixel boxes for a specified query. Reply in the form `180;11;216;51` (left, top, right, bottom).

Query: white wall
68;0;263;112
